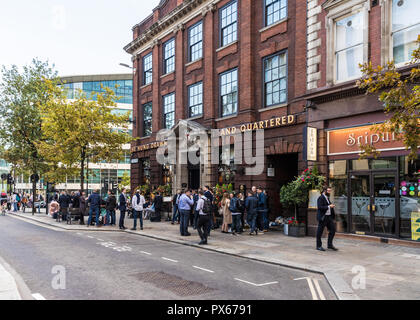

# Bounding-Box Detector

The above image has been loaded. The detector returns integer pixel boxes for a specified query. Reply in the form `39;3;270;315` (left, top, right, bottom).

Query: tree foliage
357;36;420;161
0;59;59;177
38;82;133;192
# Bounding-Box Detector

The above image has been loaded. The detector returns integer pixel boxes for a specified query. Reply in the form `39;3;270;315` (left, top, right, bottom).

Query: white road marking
234;278;278;287
402;253;420;260
97;238;104;241
294;277;319;300
313;278;326;300
140;251;152;255
77;233;82;235
193;266;215;273
87;236;94;239
32;293;46;300
162;257;178;263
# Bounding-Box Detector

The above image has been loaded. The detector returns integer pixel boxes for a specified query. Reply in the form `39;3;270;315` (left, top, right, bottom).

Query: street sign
1;174;6;180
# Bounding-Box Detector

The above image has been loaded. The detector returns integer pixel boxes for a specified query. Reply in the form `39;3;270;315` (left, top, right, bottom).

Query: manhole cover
133;272;215;297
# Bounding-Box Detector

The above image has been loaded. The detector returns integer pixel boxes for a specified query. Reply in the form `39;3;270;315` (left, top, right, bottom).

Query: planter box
288;225;306;237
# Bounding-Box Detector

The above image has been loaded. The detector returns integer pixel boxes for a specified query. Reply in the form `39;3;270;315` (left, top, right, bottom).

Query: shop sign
307;127;317;161
412;212;420;241
267;168;275;177
327;125;405;156
131;141;166;153
219;115;297;136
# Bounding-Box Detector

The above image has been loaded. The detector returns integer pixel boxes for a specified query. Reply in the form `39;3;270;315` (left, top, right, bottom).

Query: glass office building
10;74;133;197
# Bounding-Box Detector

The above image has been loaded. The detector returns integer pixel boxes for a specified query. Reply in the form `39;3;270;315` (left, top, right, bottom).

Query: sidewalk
0;257;22;300
9;209;420;300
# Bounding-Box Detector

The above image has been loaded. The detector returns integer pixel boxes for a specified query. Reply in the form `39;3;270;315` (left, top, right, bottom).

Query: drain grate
133;272;215;297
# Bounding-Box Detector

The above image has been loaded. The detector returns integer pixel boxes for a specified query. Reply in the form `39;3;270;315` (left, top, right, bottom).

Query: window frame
389;0;420;66
162;92;176;129
188;20;203;63
219;0;238;48
264;0;288;27
324;0;369;85
163;38;176;75
142;102;153;137
142;52;153;86
188;81;204;118
219;68;239;118
262;50;288;108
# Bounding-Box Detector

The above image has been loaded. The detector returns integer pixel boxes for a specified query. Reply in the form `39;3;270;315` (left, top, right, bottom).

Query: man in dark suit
316;186;338;251
119;188;127;230
151;191;163;222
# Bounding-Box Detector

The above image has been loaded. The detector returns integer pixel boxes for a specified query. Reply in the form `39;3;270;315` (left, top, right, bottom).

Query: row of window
142;0;288;86
141;51;287;137
63;80;133;104
334;0;420;82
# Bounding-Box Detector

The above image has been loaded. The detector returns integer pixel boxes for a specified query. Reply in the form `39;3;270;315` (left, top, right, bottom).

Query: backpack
236;199;244;212
229;198;238;213
202;198;212;214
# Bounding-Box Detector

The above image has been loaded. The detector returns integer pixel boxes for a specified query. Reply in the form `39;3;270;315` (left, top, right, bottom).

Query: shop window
329;161;348;233
392;0;420;65
399;156;420;240
220;1;237;47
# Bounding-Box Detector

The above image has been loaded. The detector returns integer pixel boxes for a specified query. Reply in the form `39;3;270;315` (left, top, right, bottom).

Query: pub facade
125;0;420;241
125;0;309;221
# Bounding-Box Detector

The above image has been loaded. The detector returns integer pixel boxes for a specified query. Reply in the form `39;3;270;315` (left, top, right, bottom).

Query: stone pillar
307;0;322;90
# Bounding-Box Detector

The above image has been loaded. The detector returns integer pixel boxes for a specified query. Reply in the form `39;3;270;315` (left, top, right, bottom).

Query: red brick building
125;0;420;240
125;0;309;220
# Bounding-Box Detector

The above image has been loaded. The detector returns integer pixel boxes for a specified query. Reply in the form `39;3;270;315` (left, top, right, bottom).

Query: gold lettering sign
131;141;166;153
220;115;297;136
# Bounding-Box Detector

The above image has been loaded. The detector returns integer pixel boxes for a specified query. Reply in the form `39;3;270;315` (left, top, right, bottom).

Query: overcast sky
0;0;159;77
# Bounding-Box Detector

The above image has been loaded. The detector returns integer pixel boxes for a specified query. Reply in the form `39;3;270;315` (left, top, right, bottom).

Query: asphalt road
0;215;336;300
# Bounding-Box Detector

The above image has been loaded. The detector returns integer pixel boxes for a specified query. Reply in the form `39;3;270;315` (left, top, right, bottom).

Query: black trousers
197;215;210;242
119;209;126;228
316;215;336;248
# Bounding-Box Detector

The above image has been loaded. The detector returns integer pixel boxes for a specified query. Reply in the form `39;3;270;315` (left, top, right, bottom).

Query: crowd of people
2;185;271;246
167;185;270;245
0;191;43;213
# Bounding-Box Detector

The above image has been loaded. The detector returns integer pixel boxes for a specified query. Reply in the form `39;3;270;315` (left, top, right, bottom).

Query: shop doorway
350;172;397;236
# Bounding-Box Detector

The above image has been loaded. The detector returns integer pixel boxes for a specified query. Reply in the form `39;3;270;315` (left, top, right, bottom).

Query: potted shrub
287;218;306;237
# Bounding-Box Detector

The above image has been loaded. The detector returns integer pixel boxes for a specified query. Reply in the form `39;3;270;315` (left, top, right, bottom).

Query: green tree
119;171;131;191
357;36;420;161
0;59;60;214
38;83;133;193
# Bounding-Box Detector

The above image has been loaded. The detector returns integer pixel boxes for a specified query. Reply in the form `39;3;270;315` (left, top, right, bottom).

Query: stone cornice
124;0;208;55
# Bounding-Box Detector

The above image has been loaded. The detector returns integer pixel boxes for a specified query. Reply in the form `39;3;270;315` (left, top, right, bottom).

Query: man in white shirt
131;189;145;231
